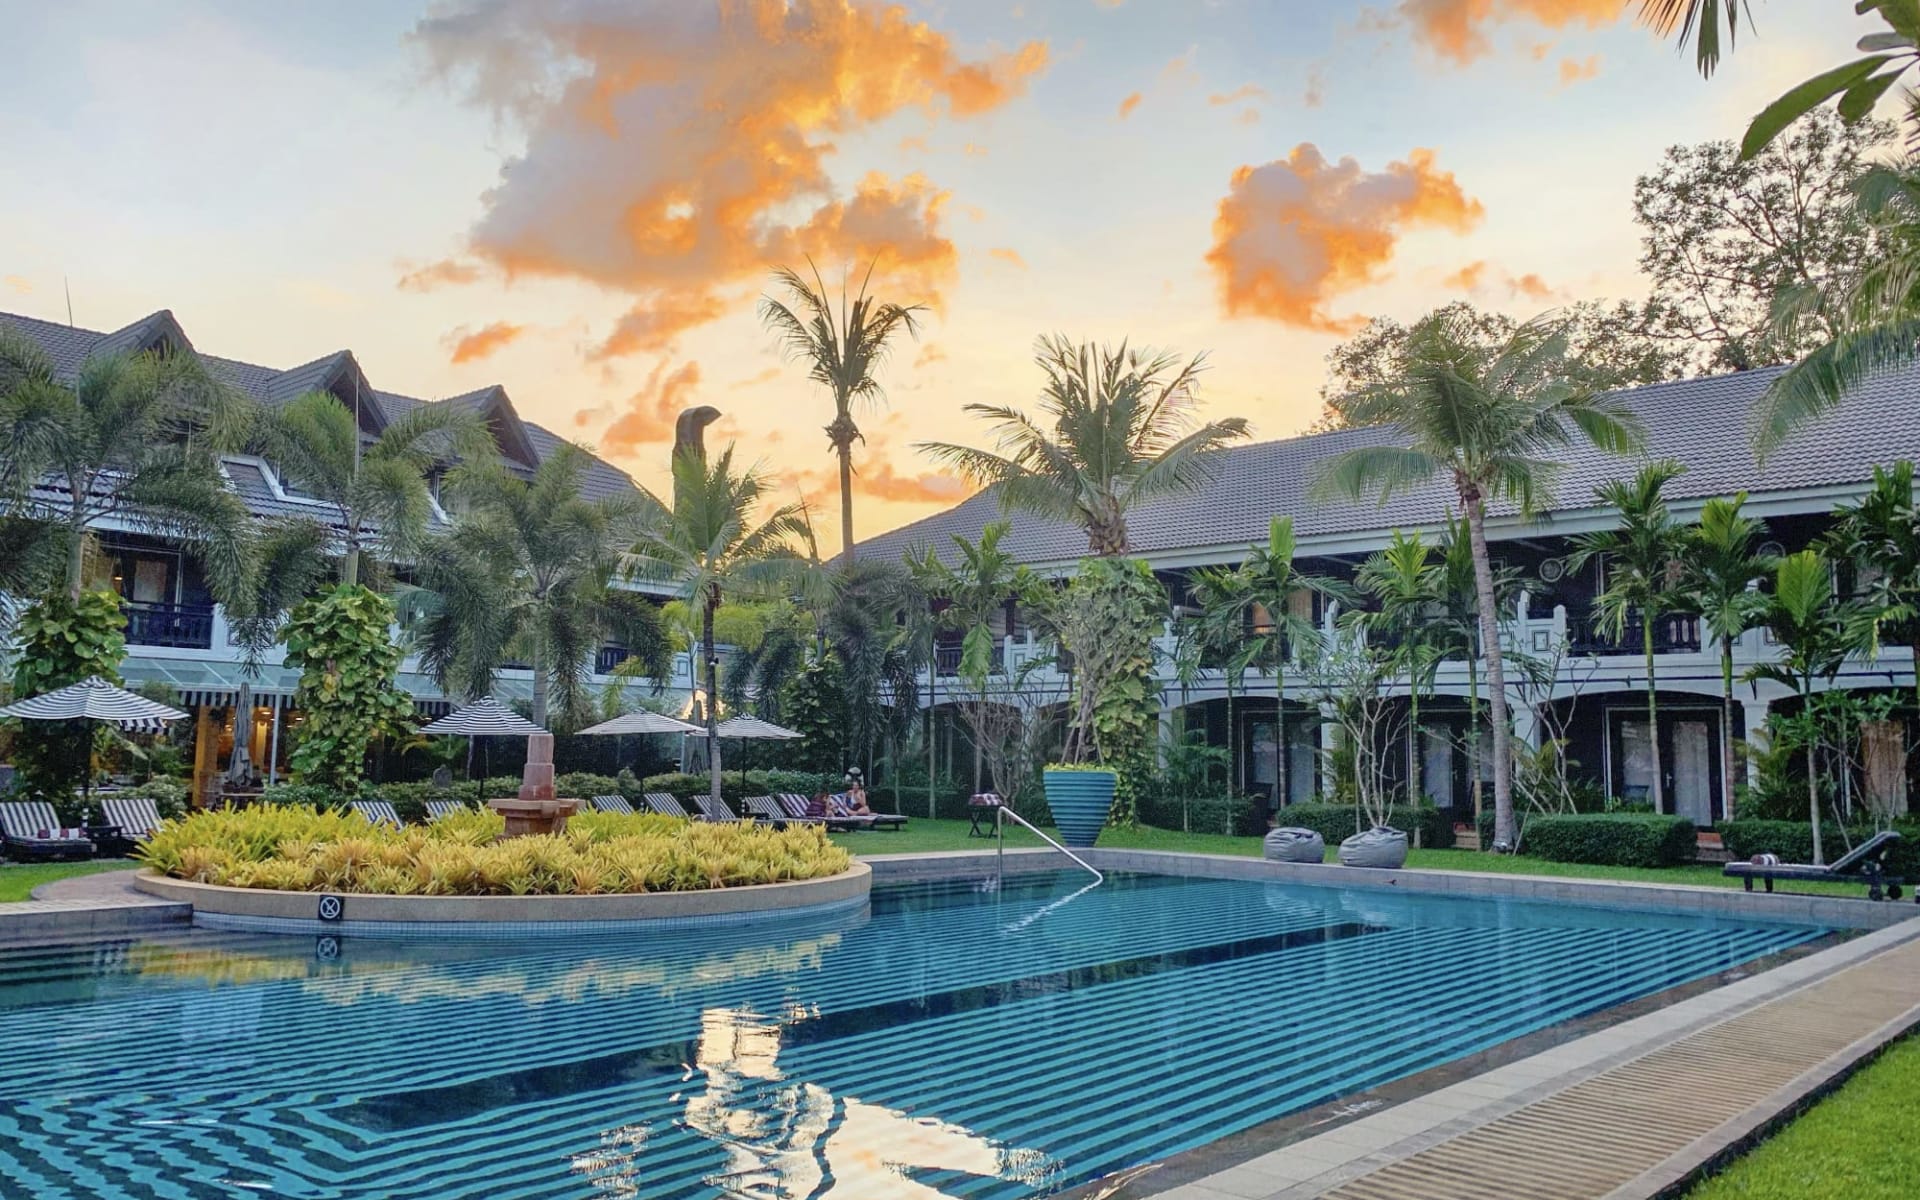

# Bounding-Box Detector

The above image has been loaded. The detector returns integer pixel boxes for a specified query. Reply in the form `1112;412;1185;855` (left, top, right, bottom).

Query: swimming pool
0;870;1826;1198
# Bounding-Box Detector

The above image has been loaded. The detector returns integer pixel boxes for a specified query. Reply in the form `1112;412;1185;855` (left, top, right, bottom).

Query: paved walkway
0;868;187;942
1137;916;1920;1200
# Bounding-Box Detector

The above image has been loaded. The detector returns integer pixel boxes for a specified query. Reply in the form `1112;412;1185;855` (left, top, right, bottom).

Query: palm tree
909;520;1032;793
262;390;487;586
0;329;252;600
416;444;648;728
760;260;925;563
1183;563;1251;796
817;558;931;785
1318;312;1643;849
224;519;331;781
1825;461;1920;714
1683;493;1775;821
1358;531;1444;810
624;445;809;803
1213;518;1339;810
1567;461;1693;815
1751;551;1859;864
919;335;1251;555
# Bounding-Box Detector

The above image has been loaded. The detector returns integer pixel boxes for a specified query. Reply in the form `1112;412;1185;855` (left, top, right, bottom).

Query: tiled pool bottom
0;871;1827;1199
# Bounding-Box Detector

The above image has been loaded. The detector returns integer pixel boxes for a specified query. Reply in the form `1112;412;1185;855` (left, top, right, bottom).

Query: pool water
0;871;1824;1199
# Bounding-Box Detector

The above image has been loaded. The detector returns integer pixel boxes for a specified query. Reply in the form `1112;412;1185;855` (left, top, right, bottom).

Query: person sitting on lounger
840;773;873;817
805;792;832;819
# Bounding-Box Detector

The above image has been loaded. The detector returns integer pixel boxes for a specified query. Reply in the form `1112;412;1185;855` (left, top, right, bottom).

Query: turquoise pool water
0;871;1824;1198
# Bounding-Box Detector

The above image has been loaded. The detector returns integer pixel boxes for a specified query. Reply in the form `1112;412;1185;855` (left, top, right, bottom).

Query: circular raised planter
132;861;872;938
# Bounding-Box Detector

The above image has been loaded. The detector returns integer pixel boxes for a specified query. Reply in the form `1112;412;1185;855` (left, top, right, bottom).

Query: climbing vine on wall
281;584;414;795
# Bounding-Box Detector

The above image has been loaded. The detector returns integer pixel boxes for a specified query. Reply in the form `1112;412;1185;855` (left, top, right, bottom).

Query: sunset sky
0;0;1869;548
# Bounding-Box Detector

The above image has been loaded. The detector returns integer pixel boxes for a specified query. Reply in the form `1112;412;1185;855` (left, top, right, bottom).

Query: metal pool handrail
996;804;1103;884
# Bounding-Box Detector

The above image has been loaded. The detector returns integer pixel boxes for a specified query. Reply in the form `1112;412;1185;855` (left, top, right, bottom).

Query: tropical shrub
1282;802;1454;849
1518;813;1697;867
8;589;127;801
138;806;853;895
782;653;849;773
281;584;414;793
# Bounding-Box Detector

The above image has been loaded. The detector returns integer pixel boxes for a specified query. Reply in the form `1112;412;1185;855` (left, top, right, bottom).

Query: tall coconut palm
0;329;252;600
624;445;809;803
1317;312;1643;849
759;260;925;563
416;444;650;728
261;390;487;586
817;558;932;785
1684;493;1775;820
919;335;1251;555
1567;460;1693;815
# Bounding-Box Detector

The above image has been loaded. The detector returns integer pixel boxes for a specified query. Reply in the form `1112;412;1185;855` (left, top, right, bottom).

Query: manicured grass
0;860;136;902
1686;1036;1920;1199
835;819;1870;895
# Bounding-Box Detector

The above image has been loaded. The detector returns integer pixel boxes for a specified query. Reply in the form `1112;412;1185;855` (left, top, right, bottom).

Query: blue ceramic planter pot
1043;769;1116;848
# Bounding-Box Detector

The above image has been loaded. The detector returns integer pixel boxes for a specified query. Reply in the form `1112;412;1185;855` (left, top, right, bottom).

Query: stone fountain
486;732;579;838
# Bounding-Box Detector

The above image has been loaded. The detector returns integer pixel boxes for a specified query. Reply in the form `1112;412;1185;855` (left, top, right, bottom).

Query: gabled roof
439;384;539;468
261;349;385;433
87;309;193;362
856;361;1920;568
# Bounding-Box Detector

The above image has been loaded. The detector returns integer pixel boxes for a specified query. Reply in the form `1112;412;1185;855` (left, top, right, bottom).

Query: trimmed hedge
1517;813;1697;867
1277;803;1455;850
1721;819;1920;878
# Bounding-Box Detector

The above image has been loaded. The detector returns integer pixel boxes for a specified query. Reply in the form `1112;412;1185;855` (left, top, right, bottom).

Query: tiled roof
856;361;1920;567
0;307;642;521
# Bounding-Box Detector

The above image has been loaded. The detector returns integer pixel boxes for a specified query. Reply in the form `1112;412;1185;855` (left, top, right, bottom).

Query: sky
0;0;1870;551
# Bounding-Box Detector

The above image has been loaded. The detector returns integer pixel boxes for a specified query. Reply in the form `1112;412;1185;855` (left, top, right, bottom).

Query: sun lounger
692;795;740;822
779;793;871;831
743;795;814;827
643;793;693;819
0;801;95;861
96;795;166;854
589;794;636;815
351;799;403;829
1724;829;1908;901
423;798;469;821
830;793;908;831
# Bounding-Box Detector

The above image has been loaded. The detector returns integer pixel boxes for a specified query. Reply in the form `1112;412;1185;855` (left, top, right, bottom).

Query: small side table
966;794;1003;838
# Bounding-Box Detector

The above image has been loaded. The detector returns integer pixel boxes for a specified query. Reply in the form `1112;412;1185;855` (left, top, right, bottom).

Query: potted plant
1039;558;1164;847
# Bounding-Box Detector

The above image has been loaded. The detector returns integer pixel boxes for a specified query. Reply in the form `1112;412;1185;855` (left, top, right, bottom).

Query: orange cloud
898;133;930;152
1511;271;1557;301
1443;260;1488;291
444;321;526;364
1208;83;1267;106
1206;144;1484;334
1445;259;1563;301
409;1;1046;359
914;343;948;368
1393;0;1621;65
3;275;30;294
988;247;1027;269
854;458;971;503
397;258;484;291
963;142;988;157
1235;109;1260;126
731;366;783;389
1558;53;1601;85
600;360;703;455
1118;91;1142;119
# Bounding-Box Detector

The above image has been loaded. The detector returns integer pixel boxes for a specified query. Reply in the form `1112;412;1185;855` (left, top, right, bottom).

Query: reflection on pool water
0;871;1825;1198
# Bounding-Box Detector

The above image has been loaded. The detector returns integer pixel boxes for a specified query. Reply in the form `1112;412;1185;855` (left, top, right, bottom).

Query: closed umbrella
0;676;188;810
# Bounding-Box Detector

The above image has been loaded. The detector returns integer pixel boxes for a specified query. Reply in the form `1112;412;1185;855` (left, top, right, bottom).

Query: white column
1740;697;1771;788
266;698;282;786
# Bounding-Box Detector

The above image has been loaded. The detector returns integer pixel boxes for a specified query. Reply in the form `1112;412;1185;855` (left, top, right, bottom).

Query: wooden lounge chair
743;795;813;828
778;793;878;832
351;799;403;829
642;792;693;819
97;795;166;854
0;801;95;861
1724;830;1908;901
423;798;469;821
692;795;740;823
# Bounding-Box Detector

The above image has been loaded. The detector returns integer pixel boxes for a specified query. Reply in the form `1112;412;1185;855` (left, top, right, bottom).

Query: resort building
860;363;1920;828
0;308;699;793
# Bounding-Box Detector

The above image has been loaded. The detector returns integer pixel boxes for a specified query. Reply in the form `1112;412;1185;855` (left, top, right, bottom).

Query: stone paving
0;867;187;942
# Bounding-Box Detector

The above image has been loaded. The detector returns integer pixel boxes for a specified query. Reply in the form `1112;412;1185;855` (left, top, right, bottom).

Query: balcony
595;646;632;675
1564;610;1701;656
933;638;1007;677
124;602;214;650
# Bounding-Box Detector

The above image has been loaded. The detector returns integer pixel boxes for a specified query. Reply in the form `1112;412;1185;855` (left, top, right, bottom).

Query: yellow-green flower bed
137;807;852;896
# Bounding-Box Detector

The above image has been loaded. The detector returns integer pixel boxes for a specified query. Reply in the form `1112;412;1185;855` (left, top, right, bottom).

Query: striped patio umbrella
0;676;189;808
578;711;703;737
417;697;547;737
713;716;802;740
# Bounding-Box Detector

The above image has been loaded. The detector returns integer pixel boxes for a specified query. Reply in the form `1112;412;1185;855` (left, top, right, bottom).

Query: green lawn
1686;1036;1920;1199
0;859;136;902
835;819;1867;895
